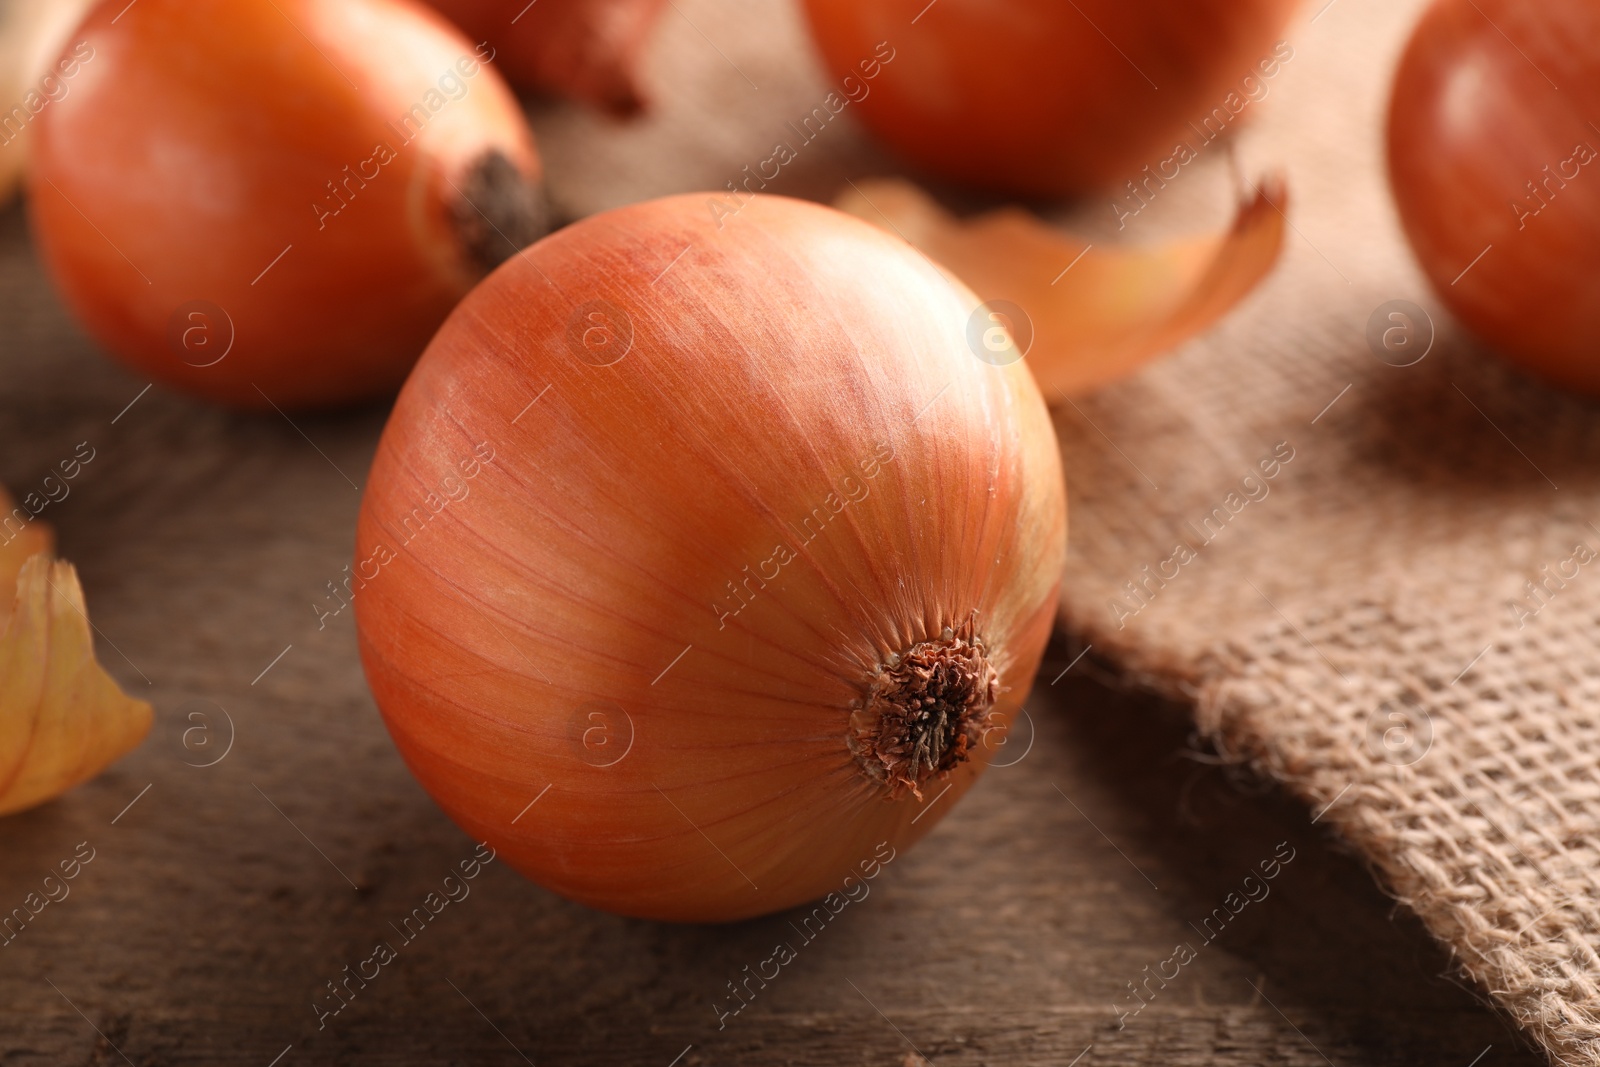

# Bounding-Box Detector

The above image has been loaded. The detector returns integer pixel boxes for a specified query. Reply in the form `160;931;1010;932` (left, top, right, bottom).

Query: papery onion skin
425;0;666;115
0;555;153;817
28;0;543;411
0;490;54;608
835;177;1287;398
355;193;1067;922
800;0;1299;197
1387;0;1600;396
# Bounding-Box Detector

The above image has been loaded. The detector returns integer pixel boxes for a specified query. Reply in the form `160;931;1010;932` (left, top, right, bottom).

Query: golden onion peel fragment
834;176;1287;397
0;551;152;817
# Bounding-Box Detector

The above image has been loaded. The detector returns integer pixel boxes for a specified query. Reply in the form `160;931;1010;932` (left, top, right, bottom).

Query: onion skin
355;193;1066;922
426;0;666;115
0;556;153;817
0;487;52;607
1387;0;1600;396
0;490;152;819
835;177;1288;397
800;0;1299;197
28;0;542;411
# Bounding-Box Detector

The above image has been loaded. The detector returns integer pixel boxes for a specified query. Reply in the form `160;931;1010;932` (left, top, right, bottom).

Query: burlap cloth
1041;4;1600;1065
528;0;1599;1058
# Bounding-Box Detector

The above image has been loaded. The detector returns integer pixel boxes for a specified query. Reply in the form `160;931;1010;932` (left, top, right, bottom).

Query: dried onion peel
834;177;1287;398
0;498;151;818
0;491;52;607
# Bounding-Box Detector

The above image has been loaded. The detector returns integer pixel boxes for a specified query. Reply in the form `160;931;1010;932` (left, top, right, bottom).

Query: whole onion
800;0;1299;196
1387;0;1600;395
354;193;1067;921
28;0;544;411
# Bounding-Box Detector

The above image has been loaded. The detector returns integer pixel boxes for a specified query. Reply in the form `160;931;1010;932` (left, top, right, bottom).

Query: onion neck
448;148;549;275
848;628;998;799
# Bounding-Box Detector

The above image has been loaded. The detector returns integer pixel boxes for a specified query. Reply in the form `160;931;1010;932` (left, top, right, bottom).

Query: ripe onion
836;177;1287;396
426;0;666;115
800;0;1299;196
1387;0;1600;396
28;0;545;411
0;488;151;818
355;193;1067;922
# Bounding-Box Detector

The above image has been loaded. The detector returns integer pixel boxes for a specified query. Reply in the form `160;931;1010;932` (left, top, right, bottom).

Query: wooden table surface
0;0;1543;1063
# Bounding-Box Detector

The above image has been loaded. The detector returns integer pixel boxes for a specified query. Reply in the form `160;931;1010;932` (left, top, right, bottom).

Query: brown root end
449;149;549;275
848;629;998;800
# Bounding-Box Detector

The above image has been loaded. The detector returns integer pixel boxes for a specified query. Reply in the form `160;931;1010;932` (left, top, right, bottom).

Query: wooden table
0;0;1539;1061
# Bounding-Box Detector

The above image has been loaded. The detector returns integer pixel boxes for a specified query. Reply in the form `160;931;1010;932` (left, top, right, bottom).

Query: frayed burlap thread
1052;3;1600;1063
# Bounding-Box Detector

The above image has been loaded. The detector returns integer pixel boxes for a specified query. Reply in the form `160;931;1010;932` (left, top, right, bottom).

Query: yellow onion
28;0;545;411
1387;0;1600;395
355;193;1066;921
801;0;1299;196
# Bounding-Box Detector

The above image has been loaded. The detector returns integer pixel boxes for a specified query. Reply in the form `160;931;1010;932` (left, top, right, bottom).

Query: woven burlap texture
1050;3;1600;1065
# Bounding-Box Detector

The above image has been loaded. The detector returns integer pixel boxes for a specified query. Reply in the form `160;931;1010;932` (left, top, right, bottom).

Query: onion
1387;0;1600;396
354;193;1067;922
800;0;1299;196
425;0;666;115
28;0;545;411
